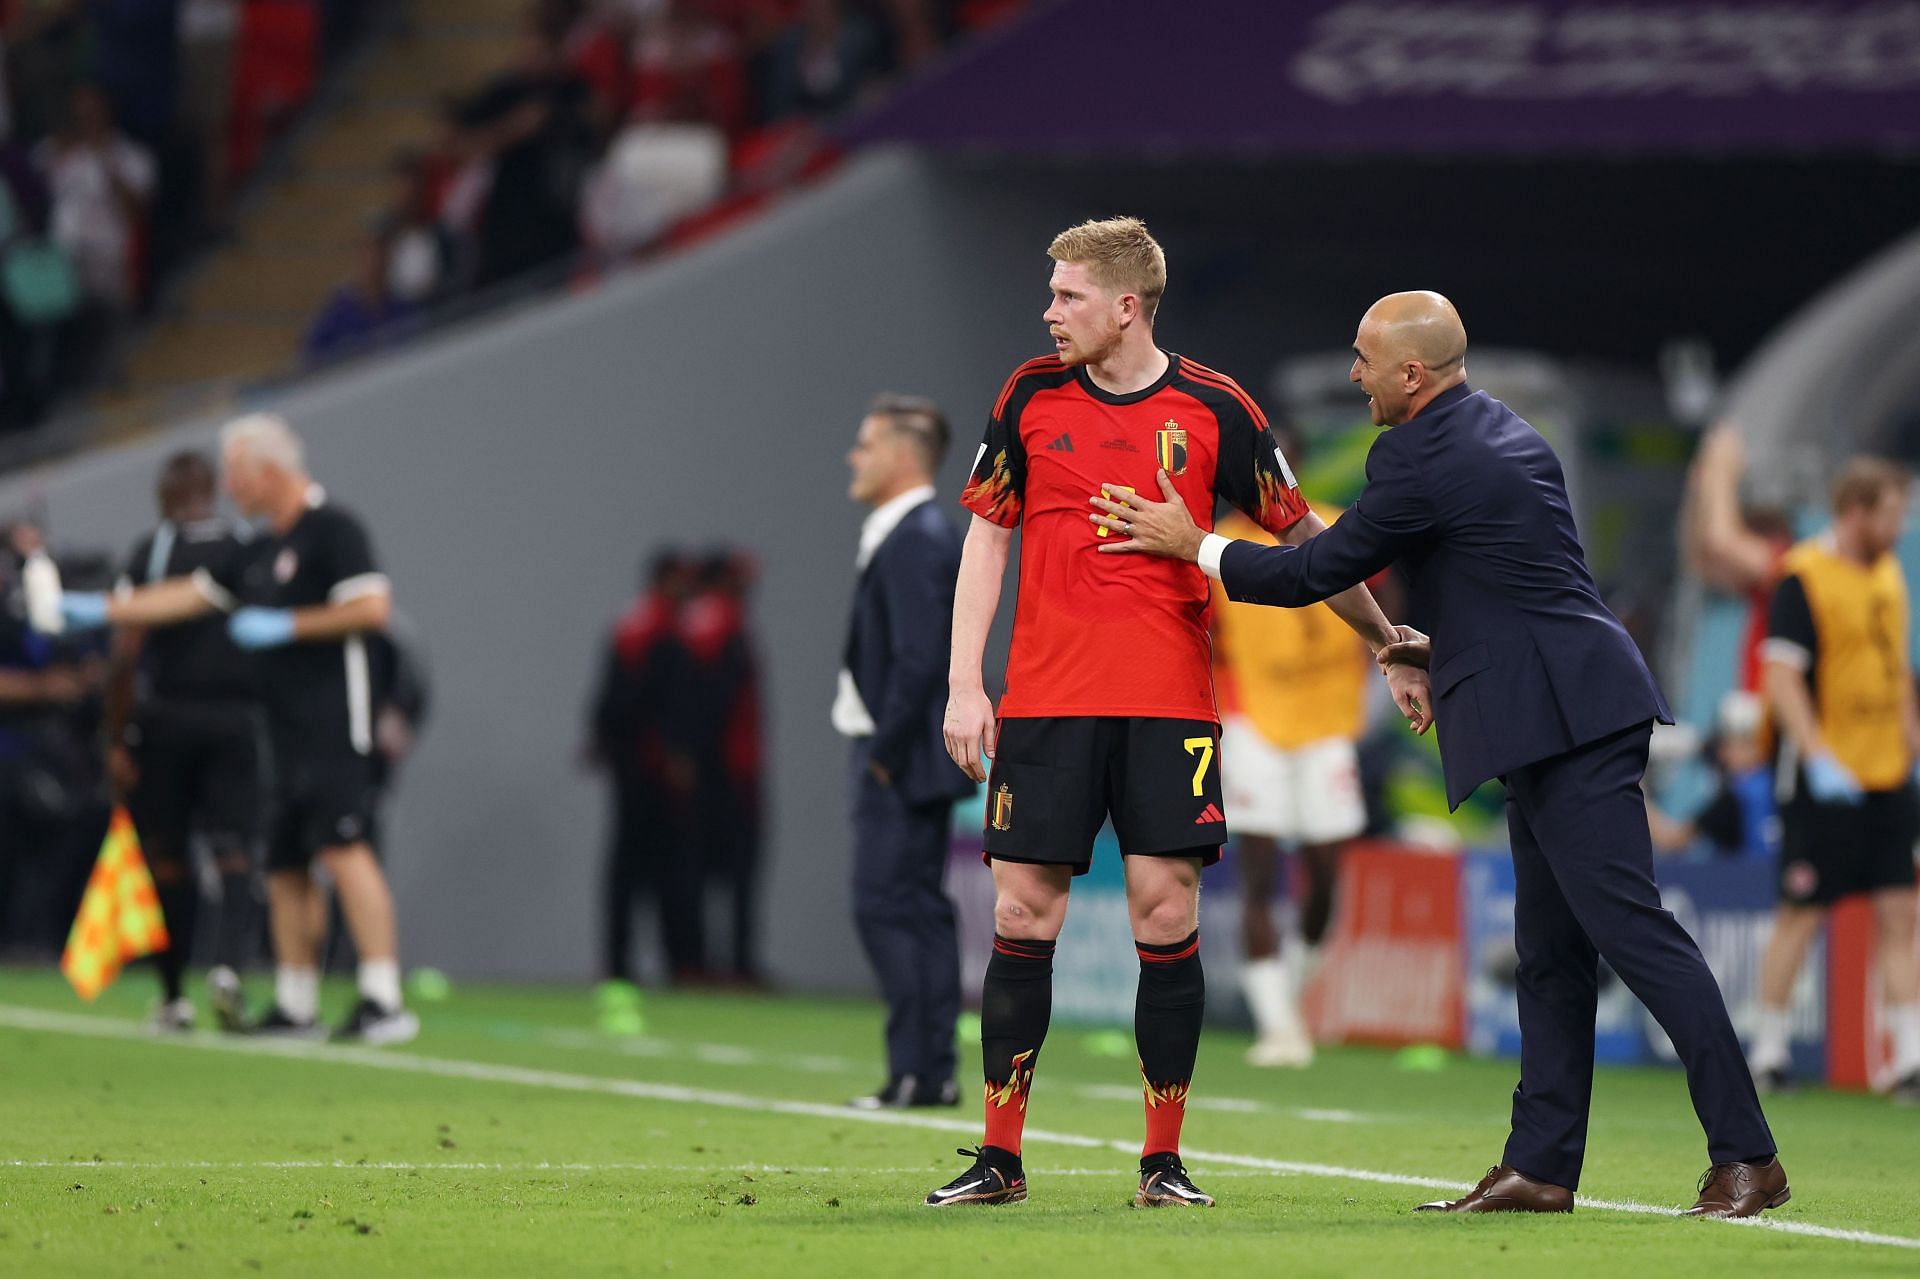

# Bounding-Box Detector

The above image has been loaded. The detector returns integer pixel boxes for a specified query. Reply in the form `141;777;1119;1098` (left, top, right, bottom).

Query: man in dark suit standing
1090;292;1785;1218
836;394;974;1109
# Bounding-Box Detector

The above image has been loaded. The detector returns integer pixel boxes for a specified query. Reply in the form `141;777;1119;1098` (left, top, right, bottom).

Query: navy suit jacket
1218;383;1671;809
846;499;975;807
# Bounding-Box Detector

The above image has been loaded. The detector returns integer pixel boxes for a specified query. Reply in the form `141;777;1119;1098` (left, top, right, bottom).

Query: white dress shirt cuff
1197;533;1232;582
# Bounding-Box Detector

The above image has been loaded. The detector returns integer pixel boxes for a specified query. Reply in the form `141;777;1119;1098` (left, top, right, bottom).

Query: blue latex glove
228;607;296;650
58;592;110;633
1806;752;1864;805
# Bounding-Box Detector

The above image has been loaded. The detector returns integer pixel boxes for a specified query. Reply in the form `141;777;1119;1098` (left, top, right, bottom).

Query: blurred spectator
461;22;597;288
1646;690;1779;860
579;117;727;258
589;549;705;994
91;0;182;150
763;0;884;121
302;229;421;363
677;547;765;983
1750;457;1920;1099
382;150;460;307
1211;481;1373;1069
629;1;748;138
0;197;83;432
0;518;106;958
177;0;241;229
101;450;265;1031
33;83;154;312
1684;422;1796;694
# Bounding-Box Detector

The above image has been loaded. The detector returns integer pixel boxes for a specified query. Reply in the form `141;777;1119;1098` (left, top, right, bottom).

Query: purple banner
845;1;1920;153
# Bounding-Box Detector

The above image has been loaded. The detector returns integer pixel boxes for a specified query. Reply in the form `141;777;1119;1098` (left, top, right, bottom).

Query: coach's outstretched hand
1088;470;1205;561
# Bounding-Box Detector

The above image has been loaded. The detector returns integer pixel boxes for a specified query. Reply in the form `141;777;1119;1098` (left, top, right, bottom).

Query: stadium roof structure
843;0;1920;156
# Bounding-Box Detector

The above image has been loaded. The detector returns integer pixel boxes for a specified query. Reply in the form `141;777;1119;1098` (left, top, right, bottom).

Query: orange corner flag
60;806;170;1002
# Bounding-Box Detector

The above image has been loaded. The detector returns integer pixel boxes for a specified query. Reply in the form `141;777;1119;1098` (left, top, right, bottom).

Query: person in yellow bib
1212;486;1374;1068
1752;457;1920;1102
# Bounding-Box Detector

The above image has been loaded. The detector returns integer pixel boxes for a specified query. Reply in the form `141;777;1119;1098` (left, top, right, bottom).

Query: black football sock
212;866;257;972
981;935;1054;1159
1136;930;1204;1157
151;868;197;1003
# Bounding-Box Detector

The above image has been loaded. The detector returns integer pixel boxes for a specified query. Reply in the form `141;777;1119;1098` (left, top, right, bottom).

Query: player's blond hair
1830;455;1908;514
1048;216;1166;323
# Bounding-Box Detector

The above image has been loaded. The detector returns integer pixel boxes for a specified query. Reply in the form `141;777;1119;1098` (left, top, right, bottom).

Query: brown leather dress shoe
1415;1165;1574;1213
1683;1157;1789;1218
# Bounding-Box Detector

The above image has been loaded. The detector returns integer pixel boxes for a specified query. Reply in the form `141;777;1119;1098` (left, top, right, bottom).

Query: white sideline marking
515;1026;855;1074
0;1159;1280;1177
1;1004;1914;1252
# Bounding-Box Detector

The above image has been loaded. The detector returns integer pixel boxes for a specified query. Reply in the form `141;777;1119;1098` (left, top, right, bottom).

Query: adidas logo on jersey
1193;803;1224;825
1045;433;1074;452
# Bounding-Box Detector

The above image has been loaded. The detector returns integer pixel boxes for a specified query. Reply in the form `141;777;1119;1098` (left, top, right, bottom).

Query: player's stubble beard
1052;316;1122;369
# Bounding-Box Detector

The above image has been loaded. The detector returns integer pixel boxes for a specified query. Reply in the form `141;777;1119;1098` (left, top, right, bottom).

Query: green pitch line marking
2;1003;1914;1253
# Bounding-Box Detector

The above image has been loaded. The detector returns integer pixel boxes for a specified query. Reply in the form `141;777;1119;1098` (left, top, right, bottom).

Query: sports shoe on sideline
207;966;249;1033
1246;1029;1314;1068
1136;1153;1215;1208
851;1076;960;1110
251;1005;325;1039
925;1146;1026;1206
149;998;195;1034
1753;1065;1797;1096
332;997;420;1046
1892;1071;1920;1106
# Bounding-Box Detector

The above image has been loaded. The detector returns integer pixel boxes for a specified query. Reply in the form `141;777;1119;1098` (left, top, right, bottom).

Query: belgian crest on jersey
989;782;1014;832
1156;422;1188;476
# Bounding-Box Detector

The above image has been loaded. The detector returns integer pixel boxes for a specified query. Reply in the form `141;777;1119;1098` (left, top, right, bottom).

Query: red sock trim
993;935;1057;960
1136;930;1200;964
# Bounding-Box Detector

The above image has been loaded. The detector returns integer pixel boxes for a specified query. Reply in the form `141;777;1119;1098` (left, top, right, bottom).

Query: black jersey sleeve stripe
991;356;1067;420
1178;360;1269;430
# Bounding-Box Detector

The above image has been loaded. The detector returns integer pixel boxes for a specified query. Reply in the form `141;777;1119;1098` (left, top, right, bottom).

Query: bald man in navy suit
1090;292;1784;1220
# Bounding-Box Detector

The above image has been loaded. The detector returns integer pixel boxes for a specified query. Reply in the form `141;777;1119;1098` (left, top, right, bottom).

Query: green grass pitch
1;968;1916;1277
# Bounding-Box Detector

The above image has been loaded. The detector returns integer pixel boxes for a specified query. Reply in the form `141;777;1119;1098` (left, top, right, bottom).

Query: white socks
1888;1003;1920;1077
359;959;403;1012
1750;1006;1792;1073
276;966;319;1023
1240;956;1294;1039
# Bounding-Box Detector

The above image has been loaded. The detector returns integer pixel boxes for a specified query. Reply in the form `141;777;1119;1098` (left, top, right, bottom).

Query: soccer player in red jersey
925;218;1432;1209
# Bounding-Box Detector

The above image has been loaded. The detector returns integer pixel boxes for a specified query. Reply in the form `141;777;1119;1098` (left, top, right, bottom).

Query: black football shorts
266;747;381;871
982;716;1225;875
1778;779;1919;906
128;700;266;863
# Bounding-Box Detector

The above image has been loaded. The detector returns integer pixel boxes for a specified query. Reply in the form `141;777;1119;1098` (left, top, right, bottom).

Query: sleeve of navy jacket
1220;428;1433;607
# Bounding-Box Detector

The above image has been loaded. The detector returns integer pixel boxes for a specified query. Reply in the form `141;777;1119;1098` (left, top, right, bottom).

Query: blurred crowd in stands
0;0;1027;429
587;545;765;991
0;0;376;431
305;0;1028;363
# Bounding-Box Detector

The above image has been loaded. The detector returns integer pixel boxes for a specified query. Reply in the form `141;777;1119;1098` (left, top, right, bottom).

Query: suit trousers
849;743;962;1084
1501;721;1775;1189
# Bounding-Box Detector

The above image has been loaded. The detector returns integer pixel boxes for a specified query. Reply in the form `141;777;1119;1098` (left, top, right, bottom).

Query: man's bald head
1350;291;1470;427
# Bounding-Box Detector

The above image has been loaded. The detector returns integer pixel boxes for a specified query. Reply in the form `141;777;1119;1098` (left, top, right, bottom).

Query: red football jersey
960;353;1308;720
